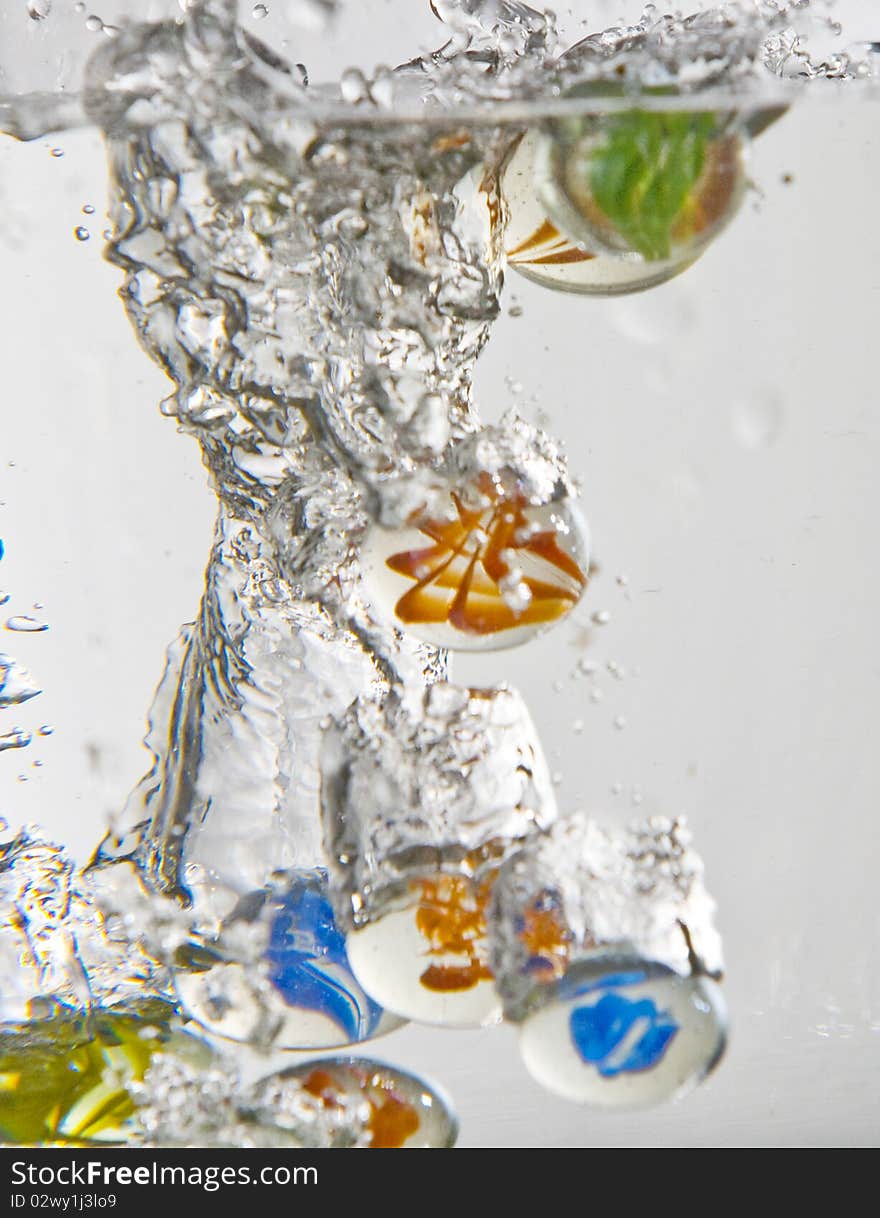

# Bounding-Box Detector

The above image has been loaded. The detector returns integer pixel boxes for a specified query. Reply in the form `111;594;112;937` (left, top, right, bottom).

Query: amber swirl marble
362;415;590;652
321;682;557;1026
248;1058;458;1149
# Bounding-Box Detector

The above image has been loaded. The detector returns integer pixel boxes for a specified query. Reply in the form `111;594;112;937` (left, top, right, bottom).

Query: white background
0;0;878;1148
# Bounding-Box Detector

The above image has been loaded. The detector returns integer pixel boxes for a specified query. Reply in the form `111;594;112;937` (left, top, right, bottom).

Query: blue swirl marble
264;874;385;1043
568;971;678;1078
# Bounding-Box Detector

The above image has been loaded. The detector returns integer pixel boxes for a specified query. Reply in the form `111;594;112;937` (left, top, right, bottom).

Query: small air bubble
85;15;103;32
591;609;611;626
50;148;64;158
589;687;604;703
252;3;269;16
38;724;54;736
27;1;52;20
611;782;623;795
613;714;627;730
74;226;90;242
508;305;523;318
0;592;8;606
572;719;584;734
551;772;563;787
82;204;95;215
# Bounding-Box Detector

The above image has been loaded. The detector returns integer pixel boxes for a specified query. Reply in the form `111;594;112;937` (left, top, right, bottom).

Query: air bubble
5;616;49;633
27;1;52;20
82;204;95;215
85;15;103;33
0;728;32;753
74;226;90;242
252;3;268;17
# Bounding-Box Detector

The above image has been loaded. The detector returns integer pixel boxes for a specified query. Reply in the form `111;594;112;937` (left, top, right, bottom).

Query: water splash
0;0;867;1143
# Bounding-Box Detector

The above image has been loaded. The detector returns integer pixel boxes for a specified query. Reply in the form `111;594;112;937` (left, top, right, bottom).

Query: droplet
74;226;90;242
252;3;268;17
5;616;49;633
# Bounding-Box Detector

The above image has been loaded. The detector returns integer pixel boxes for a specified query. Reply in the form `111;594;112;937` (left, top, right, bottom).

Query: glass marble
361;472;589;652
174;871;403;1050
345;872;502;1028
0;1001;212;1146
321;682;557;1027
518;955;727;1109
248;1057;459;1149
501;111;746;295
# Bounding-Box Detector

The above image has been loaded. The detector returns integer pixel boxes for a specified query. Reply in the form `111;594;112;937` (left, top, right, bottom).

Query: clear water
0;0;878;1147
